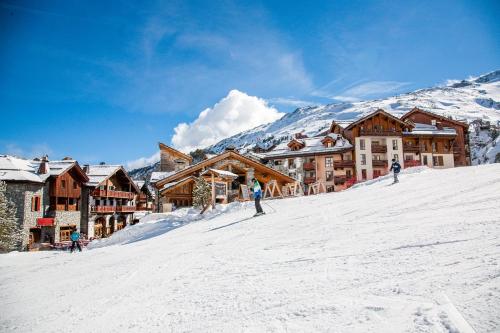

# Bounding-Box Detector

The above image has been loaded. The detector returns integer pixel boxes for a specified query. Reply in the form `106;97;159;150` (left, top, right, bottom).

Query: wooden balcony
403;144;420;152
404;160;422;168
92;189;135;200
372;160;388;168
116;206;136;212
360;129;400;136
371;144;387;153
334;160;355;168
334;176;347;185
91;205;115;213
304;177;316;184
303;162;316;171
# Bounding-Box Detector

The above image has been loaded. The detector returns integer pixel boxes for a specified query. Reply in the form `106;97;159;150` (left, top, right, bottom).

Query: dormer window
431;119;436;126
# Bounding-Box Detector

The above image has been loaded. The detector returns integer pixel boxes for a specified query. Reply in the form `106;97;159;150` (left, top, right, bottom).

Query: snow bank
87;202;252;249
1;164;499;333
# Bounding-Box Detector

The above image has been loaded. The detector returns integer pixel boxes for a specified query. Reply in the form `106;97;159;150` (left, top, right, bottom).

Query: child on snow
251;178;265;216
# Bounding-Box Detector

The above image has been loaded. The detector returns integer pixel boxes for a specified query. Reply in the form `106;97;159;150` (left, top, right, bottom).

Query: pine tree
0;181;23;252
192;176;212;213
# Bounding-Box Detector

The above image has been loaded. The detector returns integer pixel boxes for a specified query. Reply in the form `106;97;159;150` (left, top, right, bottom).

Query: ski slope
1;164;500;333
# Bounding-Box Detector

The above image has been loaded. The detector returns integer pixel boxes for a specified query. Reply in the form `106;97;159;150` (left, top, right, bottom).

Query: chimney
38;155;49;174
83;164;90;173
225;146;237;152
99;162;105;165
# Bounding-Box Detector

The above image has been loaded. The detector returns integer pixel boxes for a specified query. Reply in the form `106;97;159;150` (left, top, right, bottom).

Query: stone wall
5;182;45;249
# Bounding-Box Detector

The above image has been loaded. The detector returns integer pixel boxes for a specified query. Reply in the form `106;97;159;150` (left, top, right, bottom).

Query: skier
389;158;401;183
70;229;82;253
251;178;265;216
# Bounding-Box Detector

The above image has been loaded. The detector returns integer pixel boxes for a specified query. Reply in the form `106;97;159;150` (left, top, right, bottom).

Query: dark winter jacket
390;161;401;173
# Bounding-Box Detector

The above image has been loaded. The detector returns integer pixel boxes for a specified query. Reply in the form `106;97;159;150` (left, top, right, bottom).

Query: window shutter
31;197;35;211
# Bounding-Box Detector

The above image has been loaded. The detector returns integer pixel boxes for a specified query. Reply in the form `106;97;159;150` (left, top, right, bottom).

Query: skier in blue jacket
389;158;401;183
70;229;82;253
251;178;265;216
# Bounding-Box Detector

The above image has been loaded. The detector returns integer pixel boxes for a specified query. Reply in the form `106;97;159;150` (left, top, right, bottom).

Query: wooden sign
307;181;326;195
263;180;283;199
239;184;251;201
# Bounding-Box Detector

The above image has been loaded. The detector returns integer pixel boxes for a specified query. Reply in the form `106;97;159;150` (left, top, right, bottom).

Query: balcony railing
303;162;316;171
371;144;387;153
92;189;135;200
403;144;420;152
304;177;316;184
334;176;347;185
372;160;388;167
360;129;400;136
404;160;422;168
334;160;355;168
91;205;115;213
116;206;136;212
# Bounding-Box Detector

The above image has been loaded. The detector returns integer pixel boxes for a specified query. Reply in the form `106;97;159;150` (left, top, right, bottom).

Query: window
60;227;72;242
360;139;365;150
361;169;367;180
61;180;66;189
373;170;382;178
31;196;41;212
432;142;437;152
393;154;399;161
431;119;436;126
423;155;428;165
372;155;380;161
326;171;334;181
392;139;398;150
288;159;296;169
326;141;333;147
274;160;283;166
361;154;366;165
325;157;333;168
405;155;413;161
346;169;352;178
326;185;335;193
433;156;444;166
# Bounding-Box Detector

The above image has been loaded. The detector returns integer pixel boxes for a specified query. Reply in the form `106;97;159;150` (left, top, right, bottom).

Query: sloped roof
262;134;353;158
201;168;239;178
403;123;457;137
159;176;197;194
0;155;44;183
401;107;469;128
155;150;295;188
85;164;139;192
344;109;410;131
158;142;193;162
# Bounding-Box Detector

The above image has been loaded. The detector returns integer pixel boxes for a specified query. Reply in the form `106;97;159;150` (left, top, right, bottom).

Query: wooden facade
48;164;88;212
401;108;470;166
155;149;295;211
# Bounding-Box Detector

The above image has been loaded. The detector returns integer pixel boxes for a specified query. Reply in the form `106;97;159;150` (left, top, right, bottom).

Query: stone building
0;155;88;249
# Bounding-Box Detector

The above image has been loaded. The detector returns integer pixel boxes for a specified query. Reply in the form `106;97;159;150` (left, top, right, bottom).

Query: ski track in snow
1;165;500;332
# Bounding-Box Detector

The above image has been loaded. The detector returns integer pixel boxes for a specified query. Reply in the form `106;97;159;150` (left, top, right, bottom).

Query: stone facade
4;182;44;249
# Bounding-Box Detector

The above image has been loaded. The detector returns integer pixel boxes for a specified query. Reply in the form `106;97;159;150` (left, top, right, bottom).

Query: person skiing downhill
251;178;265;216
70;229;82;253
389;158;401;183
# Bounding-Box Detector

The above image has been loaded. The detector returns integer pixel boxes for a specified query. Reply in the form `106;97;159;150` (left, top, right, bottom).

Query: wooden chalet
82;165;140;239
154;148;295;211
401;107;470;166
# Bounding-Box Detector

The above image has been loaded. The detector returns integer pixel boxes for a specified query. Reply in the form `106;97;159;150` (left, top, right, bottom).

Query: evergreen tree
192;176;212;213
0;180;23;252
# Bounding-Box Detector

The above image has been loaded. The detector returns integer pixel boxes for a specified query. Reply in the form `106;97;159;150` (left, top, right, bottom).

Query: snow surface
1;164;500;332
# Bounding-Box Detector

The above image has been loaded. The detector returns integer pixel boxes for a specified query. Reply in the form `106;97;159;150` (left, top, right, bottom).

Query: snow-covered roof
134;180;145;188
85;164;121;186
404;123;457;136
201;168;239;178
150;171;176;183
30;159;79;181
0;155;44;183
262;134;353;158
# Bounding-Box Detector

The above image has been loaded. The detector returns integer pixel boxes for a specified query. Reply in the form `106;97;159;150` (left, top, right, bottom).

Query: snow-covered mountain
130;70;499;179
209;70;500;159
2;164;499;332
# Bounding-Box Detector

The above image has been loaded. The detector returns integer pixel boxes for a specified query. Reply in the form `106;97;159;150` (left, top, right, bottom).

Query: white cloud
171;90;284;152
125;152;160;171
4;143;53;159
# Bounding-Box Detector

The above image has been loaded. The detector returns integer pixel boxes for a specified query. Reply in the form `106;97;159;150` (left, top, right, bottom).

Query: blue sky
0;0;498;168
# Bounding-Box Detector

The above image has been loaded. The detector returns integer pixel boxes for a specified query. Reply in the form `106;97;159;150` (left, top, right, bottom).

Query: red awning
37;218;54;226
